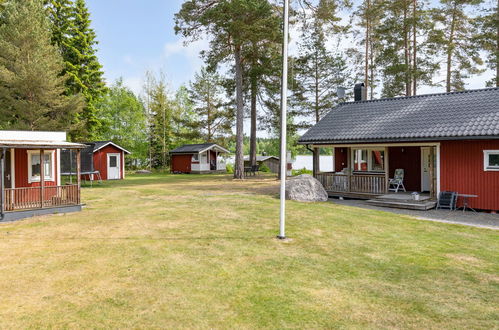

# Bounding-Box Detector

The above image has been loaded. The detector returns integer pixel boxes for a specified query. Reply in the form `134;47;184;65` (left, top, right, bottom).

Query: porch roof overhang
0;140;87;149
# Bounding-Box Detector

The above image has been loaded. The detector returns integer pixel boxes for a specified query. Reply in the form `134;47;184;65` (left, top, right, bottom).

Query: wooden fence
316;172;386;195
4;184;79;211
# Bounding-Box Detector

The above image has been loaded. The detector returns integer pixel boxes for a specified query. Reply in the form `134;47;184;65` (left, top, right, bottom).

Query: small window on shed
484;150;499;171
192;154;199;161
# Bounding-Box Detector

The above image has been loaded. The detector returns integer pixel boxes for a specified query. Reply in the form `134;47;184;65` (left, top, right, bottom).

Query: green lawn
0;174;497;328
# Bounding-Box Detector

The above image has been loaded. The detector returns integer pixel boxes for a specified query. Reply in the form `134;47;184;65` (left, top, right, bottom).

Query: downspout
0;148;5;220
306;144;317;177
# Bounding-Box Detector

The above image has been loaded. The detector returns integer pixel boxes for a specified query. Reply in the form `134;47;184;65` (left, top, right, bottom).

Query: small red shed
170;143;229;174
91;141;130;180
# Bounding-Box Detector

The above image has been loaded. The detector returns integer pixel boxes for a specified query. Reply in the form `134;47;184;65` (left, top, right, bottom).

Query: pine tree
0;0;83;131
175;0;280;179
144;72;174;169
294;20;350;124
46;0;106;139
476;0;499;87
430;0;484;92
188;68;233;142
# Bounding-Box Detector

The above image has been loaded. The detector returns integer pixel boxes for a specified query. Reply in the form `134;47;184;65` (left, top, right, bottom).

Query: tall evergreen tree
476;0;499;87
46;0;106;139
0;0;83;131
144;72;174;169
188;68;233;142
175;0;280;179
430;0;484;92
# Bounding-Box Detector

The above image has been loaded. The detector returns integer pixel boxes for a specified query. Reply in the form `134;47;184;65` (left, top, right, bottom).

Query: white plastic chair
388;169;406;193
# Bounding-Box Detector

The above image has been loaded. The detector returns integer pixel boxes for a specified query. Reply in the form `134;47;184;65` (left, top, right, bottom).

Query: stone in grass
135;169;153;174
285;174;328;202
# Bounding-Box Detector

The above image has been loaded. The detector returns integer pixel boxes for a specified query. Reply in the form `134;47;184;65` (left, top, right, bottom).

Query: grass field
0;173;497;328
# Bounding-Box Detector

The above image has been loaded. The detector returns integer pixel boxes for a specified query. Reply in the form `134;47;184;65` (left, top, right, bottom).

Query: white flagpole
278;0;289;240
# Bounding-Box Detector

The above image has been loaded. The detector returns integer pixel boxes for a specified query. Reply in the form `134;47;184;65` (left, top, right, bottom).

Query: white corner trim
27;150;56;183
436;144;441;194
483;150;499;171
57;149;61;185
10;148;15;189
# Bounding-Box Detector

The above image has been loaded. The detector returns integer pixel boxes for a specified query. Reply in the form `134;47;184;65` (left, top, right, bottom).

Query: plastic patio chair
388;169;406;193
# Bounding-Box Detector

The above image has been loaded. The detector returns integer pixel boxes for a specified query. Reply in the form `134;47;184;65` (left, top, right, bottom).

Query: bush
226;163;234;174
292;167;313;176
259;163;270;172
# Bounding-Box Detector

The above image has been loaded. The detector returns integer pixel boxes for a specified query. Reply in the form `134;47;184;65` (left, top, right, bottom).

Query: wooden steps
366;196;437;211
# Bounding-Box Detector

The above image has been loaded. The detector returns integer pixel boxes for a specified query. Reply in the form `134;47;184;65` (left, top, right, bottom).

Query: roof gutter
298;135;499;145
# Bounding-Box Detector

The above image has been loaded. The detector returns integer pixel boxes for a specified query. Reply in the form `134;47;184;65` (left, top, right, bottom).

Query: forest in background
0;0;496;173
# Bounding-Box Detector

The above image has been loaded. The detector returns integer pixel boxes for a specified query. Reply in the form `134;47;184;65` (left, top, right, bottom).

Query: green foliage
225;163;234;174
144;72;175;169
96;78;148;166
259;163;270;172
187;67;233;142
46;0;107;140
475;0;498;87
0;0;83;131
429;0;484;92
292;167;313;176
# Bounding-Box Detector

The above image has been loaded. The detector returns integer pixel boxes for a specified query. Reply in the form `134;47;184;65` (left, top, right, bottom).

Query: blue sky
87;0;492;97
87;0;208;95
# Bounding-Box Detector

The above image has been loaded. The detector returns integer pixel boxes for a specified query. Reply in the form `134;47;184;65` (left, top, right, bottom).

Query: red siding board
171;154;192;173
14;148;57;188
93;145;125;180
440;140;499;211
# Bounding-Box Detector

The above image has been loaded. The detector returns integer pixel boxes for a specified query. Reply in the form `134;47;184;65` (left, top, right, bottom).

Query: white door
107;153;121;180
421;147;431;192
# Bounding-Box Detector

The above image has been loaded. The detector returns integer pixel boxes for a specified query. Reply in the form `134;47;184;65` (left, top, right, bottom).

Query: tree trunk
365;0;370;97
496;0;499;87
446;2;458;93
249;75;257;167
234;46;245;179
412;0;417;94
404;4;411;96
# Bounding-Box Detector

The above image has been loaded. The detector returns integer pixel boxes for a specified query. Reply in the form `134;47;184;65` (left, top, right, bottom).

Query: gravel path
331;198;499;230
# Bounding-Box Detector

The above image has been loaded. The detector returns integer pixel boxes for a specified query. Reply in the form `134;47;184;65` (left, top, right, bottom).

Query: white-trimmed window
192;153;199;162
353;148;385;172
484;150;499;171
28;150;55;182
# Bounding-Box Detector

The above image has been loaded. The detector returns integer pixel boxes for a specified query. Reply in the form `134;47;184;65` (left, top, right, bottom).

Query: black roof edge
298;135;499;145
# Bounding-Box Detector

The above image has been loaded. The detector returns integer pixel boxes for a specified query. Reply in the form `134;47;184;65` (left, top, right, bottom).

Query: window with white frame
353;148;385;172
28;150;54;182
484;150;499;171
192;153;199;162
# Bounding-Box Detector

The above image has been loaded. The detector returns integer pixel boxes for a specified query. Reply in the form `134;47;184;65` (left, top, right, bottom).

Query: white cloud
123;55;134;65
123;76;143;95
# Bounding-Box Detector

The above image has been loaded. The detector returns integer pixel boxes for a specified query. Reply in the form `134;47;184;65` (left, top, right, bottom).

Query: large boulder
285;174;328;202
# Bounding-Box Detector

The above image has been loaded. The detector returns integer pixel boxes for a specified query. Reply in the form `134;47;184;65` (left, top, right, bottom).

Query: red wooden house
90;141;130;180
170;143;229;174
0;131;86;222
299;86;499;211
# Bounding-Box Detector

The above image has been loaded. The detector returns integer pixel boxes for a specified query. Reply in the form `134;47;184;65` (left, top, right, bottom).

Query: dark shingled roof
89;141;131;154
170;143;229;154
299;88;499;144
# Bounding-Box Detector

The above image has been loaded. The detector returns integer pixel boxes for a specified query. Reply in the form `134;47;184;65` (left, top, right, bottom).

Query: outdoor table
457;194;478;213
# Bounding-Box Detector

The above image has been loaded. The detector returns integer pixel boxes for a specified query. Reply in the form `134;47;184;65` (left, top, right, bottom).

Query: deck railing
4;184;80;211
316;172;386;195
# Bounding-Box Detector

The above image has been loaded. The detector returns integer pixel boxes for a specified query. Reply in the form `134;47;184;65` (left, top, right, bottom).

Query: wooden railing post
347;148;351;192
40;149;44;208
76;149;81;204
384;147;389;193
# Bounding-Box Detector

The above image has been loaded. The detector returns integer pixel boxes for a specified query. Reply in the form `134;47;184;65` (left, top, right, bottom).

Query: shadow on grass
81;173;280;197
